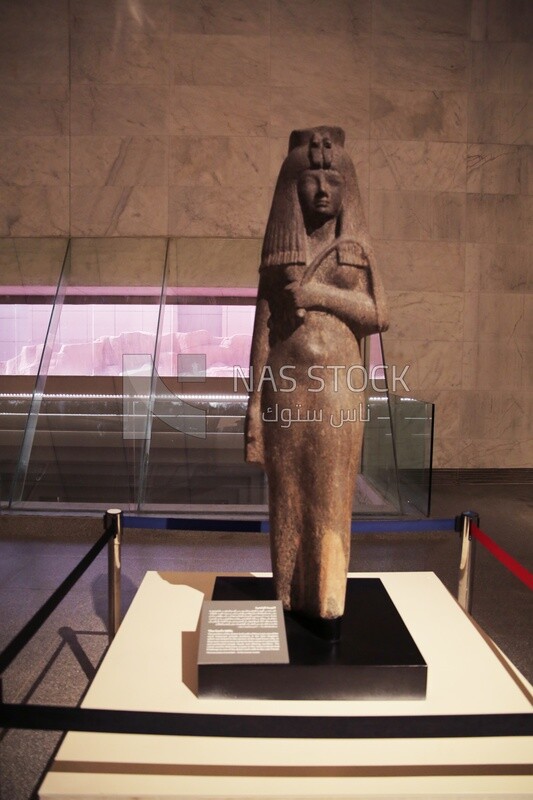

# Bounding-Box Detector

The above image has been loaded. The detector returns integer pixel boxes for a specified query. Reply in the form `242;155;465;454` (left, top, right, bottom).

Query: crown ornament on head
288;126;345;170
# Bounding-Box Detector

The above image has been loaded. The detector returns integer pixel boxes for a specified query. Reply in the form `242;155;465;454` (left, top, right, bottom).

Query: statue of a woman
245;127;388;631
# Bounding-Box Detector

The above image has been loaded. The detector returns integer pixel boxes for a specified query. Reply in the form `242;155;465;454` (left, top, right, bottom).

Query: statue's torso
265;251;363;370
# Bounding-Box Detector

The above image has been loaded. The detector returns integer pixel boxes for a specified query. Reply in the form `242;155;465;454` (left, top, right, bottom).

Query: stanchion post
455;510;479;613
105;509;123;644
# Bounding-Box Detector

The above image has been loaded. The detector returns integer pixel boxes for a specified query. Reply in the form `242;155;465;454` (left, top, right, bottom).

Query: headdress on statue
261;125;371;270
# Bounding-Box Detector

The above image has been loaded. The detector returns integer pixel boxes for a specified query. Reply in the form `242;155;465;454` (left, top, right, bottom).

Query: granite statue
245;126;388;635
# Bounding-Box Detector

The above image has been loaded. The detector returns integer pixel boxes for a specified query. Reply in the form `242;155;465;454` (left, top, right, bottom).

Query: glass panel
0;239;69;505
140;238;266;512
2;238;434;517
359;333;403;515
390;394;434;516
10;238;168;510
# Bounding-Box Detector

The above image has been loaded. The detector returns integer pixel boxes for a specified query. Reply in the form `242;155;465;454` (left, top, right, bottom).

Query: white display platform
39;571;532;798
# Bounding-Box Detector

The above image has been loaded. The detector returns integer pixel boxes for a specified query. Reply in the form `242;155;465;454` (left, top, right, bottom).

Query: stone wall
0;0;531;468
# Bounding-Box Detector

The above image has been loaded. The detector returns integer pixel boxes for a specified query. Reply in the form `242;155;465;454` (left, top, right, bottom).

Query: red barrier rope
471;523;533;591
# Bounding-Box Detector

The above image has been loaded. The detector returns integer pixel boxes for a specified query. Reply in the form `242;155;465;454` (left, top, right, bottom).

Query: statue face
297;168;345;225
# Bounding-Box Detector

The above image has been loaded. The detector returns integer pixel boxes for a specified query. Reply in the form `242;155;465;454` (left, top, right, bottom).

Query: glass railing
389;394;434;517
0;238;433;517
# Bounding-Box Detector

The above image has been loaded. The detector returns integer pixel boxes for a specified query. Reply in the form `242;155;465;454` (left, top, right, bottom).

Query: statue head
261;126;369;269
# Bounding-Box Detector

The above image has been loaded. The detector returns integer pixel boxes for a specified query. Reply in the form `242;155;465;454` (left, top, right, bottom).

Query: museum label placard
198;600;289;665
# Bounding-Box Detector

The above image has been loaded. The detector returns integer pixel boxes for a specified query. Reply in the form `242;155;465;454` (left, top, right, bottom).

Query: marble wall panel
460;390;531;444
526;146;533;196
171;0;269;35
383;338;461;391
471;43;532;94
0;238;68;286
432;192;466;241
462;340;524;390
478;294;526;341
169;136;268;187
471;0;533;42
370;191;431;240
525;344;533;390
169;86;268;136
270;34;370;88
373;0;469;40
268;137;289;185
372;39;469;91
71;0;170;35
270;85;369;139
271;0;371;37
387;291;464;340
466;194;532;245
0;188;69;236
71;31;170;86
375;241;465;292
0;8;68;84
70;187;168;236
2;0;68;29
71;136;167;187
173;35;269;85
430;438;475;469
465;243;530;292
0;138;69;187
169;186;270;237
370;141;466;192
0;86;69;136
347;139;371;208
370;89;467;141
434;436;533;469
466;145;529;195
71;86;168;136
463;293;526;342
433;437;532;469
458;391;528;441
171;237;262;287
462;292;479;343
429;389;462;439
524;295;533;342
69;238;167;286
370;191;465;241
467;94;531;145
470;439;533;469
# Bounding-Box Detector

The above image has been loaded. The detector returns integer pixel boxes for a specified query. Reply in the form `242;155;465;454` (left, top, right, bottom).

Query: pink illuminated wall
0;301;384;379
0;303;255;377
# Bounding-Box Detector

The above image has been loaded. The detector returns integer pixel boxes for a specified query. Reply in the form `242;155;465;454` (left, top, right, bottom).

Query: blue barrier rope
123;515;456;535
351;518;456;533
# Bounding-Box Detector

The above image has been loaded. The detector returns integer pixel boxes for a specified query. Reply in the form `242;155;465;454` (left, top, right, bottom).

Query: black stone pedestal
197;576;427;701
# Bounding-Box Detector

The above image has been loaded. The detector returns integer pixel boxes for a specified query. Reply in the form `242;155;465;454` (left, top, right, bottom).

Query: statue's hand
285;281;321;313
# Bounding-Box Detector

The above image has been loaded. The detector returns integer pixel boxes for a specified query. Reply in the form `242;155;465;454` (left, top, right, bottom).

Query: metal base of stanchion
105;509;123;644
456;511;480;614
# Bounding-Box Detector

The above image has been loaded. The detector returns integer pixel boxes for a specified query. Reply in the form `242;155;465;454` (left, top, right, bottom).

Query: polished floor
0;481;531;800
